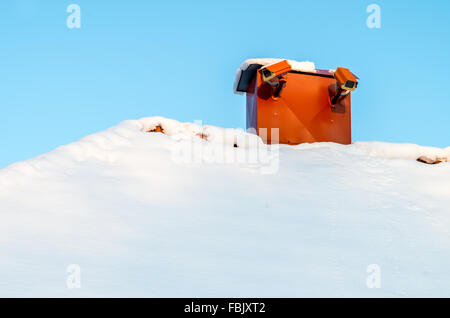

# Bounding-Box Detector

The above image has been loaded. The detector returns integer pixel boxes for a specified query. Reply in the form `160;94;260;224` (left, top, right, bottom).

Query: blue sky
1;0;449;168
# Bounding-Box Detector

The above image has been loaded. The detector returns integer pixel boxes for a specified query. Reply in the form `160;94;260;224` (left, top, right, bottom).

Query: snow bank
233;58;316;94
136;116;264;149
293;141;450;162
1;117;450;297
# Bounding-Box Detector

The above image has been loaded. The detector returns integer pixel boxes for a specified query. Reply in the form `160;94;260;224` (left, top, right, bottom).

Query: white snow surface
233;58;316;94
1;116;450;297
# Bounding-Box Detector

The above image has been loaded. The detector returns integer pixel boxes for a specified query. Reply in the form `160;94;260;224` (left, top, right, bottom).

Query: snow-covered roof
1;116;450;297
233;58;318;94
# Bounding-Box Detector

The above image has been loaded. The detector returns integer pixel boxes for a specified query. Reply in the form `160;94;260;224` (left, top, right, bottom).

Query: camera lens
262;69;272;77
345;81;355;89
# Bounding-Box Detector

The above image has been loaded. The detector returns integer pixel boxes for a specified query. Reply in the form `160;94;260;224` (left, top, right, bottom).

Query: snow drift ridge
1;117;450;297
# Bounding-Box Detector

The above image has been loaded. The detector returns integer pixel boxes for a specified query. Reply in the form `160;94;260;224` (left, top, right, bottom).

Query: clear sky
1;0;449;168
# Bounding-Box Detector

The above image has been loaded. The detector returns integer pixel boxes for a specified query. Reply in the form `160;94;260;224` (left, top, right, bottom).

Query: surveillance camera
259;60;292;83
330;67;358;105
334;67;358;92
